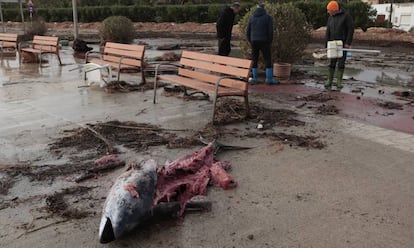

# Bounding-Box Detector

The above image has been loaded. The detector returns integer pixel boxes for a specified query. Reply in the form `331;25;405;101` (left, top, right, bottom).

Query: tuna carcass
99;159;157;244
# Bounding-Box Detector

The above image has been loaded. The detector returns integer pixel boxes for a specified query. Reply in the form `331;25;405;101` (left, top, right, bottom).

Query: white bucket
327;40;343;59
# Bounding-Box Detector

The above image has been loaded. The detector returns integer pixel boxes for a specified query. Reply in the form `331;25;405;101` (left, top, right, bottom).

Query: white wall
372;3;414;31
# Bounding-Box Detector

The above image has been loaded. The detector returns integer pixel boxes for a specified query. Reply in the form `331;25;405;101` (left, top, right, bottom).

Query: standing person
216;2;241;56
246;4;277;85
325;0;354;90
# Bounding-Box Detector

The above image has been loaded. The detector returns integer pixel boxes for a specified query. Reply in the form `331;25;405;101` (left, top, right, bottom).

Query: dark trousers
329;51;347;71
218;37;231;56
251;41;272;68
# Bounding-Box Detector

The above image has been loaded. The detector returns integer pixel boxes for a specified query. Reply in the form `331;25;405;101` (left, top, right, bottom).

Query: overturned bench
85;42;146;84
153;51;252;123
19;35;62;65
0;33;18;59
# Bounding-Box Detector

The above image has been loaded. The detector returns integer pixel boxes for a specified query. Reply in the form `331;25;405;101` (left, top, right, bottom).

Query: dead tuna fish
99;159;157;244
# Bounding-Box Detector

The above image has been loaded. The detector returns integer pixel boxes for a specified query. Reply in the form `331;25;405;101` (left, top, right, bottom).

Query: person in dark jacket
216;2;241;56
325;0;354;90
246;4;277;85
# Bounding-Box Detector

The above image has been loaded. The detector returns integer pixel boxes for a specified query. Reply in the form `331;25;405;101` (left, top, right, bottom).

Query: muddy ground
1;22;414;248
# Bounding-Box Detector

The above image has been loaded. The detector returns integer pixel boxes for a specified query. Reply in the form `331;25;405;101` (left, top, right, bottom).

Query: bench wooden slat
88;58;141;70
33;35;59;42
178;68;247;91
104;47;143;59
105;42;145;52
32;45;58;52
0;34;18;38
182;50;251;69
102;54;142;67
158;74;245;96
1;41;17;47
33;40;58;47
0;37;17;42
180;58;249;78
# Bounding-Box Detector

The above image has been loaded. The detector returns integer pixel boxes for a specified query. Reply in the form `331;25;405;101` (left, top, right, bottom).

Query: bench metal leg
153;76;158;104
141;69;146;84
244;95;250;119
212;94;218;124
117;70;121;82
56;54;62;65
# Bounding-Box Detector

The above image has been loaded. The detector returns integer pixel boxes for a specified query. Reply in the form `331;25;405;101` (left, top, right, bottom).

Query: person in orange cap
325;0;354;91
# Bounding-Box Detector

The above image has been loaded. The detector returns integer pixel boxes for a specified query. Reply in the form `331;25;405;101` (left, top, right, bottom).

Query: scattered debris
104;81;165;93
351;88;363;93
3;163;92;182
295;192;312;202
49;121;172;155
316;104;340;115
377;101;404;110
0;175;15;195
156;44;180;50
302;93;337;102
296;102;307;108
247;132;325;149
45;186;93;219
155;52;180;61
392;91;414;101
215;99;305;127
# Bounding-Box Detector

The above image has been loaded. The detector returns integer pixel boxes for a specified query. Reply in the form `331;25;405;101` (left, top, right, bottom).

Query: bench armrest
117;54;144;70
85;51;102;63
152;62;183;104
214;76;246;96
152;62;181;77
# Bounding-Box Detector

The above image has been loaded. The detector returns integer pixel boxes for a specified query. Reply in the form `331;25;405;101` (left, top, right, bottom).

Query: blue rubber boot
248;68;258;84
265;68;279;85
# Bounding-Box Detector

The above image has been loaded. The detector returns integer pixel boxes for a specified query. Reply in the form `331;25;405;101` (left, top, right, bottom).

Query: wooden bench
153;50;252;122
19;35;62;65
0;33;18;58
85;42;146;84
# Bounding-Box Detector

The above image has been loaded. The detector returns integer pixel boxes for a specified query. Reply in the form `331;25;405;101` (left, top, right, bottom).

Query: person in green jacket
325;0;354;91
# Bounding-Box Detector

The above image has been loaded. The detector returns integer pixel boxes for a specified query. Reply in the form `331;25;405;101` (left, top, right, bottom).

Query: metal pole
0;3;4;33
72;0;79;39
19;0;25;33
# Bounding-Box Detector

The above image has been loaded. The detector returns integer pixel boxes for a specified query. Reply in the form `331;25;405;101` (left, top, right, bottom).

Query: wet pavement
1;40;414;248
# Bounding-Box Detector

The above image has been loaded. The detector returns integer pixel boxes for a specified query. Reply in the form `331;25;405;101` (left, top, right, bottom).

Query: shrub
26;17;48;36
239;3;312;64
99;16;135;44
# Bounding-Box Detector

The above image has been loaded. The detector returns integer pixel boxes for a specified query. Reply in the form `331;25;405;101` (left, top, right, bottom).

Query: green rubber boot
325;69;335;90
336;70;344;90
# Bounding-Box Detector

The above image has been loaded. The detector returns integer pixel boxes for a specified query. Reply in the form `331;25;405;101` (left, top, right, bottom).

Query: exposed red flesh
94;154;119;167
154;143;237;216
210;162;237;190
164;144;213;175
124;183;139;198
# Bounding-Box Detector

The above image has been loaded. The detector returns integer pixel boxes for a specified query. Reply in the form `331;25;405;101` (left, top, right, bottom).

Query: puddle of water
298;64;413;89
345;67;412;87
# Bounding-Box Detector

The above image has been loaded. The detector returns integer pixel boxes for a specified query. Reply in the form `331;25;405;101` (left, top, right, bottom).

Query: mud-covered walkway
1;25;414;248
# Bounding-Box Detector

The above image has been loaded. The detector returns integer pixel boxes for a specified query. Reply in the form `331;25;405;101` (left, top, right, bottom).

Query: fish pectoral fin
99;217;116;244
